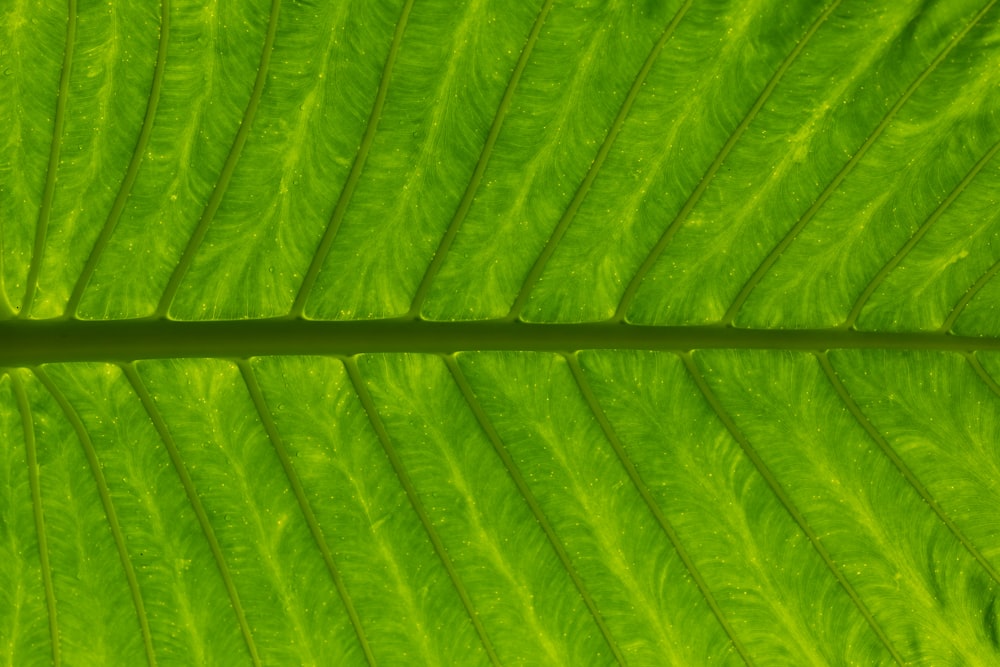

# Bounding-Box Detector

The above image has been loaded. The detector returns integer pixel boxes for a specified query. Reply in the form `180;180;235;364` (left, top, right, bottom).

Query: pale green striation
1;0;1000;664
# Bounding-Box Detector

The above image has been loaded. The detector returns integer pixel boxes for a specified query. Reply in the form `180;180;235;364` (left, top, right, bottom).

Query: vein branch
721;0;997;325
681;353;904;665
236;360;377;666
9;371;61;667
33;367;157;666
289;0;415;318
940;254;1000;333
844;137;1000;328
563;353;752;666
64;0;172;318
343;356;501;667
966;352;1000;400
120;363;262;667
615;0;842;321
817;352;1000;586
506;0;694;322
155;0;282;317
22;0;78;317
407;0;554;318
444;354;628;666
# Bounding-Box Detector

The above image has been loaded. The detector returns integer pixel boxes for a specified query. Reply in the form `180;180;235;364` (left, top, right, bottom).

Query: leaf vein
34;367;157;667
120;363;261;667
966;352;1000;400
721;0;998;325
615;0;842;321
681;352;904;665
21;0;78;316
444;354;628;666
236;360;377;666
940;250;1000;333
64;0;172;319
563;353;753;666
407;0;555;318
343;356;501;666
505;0;695;321
845;136;1000;328
9;371;61;667
817;351;1000;587
154;0;283;317
289;0;415;318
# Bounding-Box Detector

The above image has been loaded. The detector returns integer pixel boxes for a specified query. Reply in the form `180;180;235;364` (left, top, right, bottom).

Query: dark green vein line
443;355;628;666
120;363;261;667
22;0;78;317
343;356;501;667
817;352;1000;586
615;0;842;322
966;352;1000;401
406;0;554;318
721;0;997;326
236;361;377;667
563;353;752;666
289;0;415;318
64;0;172;319
3;320;1000;365
154;0;282;318
9;371;60;667
505;0;693;322
680;353;904;666
33;368;157;667
844;137;1000;328
939;254;1000;333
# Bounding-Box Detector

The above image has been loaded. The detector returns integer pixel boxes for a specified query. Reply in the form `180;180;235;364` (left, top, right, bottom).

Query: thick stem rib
1;320;1000;365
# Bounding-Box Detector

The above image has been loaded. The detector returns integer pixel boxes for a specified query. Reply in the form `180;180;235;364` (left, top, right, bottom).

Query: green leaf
2;0;1000;664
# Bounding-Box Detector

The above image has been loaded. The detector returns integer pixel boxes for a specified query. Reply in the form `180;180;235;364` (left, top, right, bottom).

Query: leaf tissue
2;0;1000;664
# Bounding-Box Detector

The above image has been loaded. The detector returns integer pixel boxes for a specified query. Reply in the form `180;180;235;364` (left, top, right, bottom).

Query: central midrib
0;319;996;365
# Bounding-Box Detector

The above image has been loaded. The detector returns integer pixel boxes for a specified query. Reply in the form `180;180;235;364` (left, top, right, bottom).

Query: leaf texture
2;0;1000;664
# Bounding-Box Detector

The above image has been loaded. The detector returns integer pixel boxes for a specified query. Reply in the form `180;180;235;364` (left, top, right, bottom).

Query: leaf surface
2;0;1000;664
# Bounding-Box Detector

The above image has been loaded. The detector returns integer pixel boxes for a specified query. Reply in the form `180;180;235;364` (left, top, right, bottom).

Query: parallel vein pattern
720;0;998;325
615;0;842;321
505;0;693;321
817;351;1000;587
4;1;1000;663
